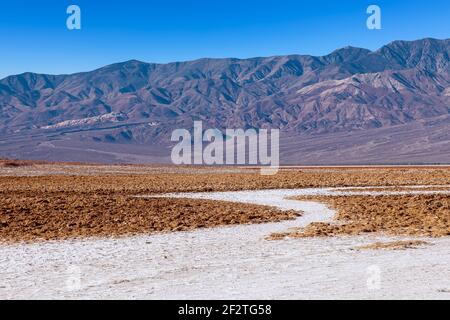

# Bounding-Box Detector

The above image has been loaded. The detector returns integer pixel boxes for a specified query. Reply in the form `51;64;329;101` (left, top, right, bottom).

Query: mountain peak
0;37;449;164
376;37;450;71
321;46;372;64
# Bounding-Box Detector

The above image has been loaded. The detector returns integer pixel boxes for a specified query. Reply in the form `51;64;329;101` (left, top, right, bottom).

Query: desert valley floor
2;161;450;299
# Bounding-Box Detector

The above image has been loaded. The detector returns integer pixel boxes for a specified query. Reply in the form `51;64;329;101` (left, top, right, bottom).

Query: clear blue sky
0;0;449;79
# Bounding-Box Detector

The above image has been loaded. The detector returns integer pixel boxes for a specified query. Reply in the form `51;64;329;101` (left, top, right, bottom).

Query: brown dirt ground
353;240;430;251
270;194;450;239
3;166;450;193
334;187;450;192
0;191;298;243
3;165;450;242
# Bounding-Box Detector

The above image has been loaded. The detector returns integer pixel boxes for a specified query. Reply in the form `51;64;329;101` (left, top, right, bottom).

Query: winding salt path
146;188;339;232
2;186;450;299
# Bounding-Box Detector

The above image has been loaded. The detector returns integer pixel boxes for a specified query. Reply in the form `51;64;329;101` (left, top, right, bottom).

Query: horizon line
1;36;448;81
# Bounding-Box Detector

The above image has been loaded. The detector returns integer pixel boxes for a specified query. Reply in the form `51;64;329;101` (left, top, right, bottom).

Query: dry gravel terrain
2;161;450;242
0;193;298;243
354;240;430;251
3;162;450;299
275;193;450;238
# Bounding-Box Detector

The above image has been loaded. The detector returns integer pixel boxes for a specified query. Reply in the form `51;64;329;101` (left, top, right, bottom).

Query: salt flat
1;187;450;299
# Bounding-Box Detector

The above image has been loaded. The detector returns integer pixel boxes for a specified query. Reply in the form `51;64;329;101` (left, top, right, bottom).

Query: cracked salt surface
2;186;450;299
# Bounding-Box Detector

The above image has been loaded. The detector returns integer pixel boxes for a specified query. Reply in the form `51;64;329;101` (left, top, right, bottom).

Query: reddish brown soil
3;164;450;242
354;240;430;250
0;191;298;243
3;167;450;193
272;194;450;239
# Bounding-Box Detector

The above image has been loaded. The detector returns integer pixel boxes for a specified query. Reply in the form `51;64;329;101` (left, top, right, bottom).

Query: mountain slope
0;38;449;164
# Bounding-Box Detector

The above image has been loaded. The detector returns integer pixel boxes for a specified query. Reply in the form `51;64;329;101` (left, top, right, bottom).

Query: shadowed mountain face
1;38;450;164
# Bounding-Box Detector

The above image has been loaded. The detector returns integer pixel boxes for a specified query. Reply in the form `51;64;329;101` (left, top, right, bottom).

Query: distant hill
1;38;449;164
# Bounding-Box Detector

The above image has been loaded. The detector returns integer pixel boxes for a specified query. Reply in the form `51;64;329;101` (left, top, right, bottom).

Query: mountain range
1;37;450;164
